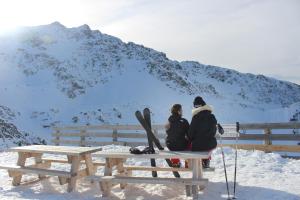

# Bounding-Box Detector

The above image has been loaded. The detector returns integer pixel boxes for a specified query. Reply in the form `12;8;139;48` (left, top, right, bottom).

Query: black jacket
188;106;217;151
165;114;189;151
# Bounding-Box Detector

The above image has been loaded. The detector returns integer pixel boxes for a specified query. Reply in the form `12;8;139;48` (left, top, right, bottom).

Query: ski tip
143;107;150;112
135;110;141;115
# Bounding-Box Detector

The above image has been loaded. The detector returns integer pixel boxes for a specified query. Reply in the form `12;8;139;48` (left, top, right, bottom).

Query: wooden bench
89;150;211;199
48;124;239;198
0;145;101;192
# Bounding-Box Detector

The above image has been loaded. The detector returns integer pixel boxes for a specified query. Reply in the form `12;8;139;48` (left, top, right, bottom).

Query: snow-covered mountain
0;22;300;141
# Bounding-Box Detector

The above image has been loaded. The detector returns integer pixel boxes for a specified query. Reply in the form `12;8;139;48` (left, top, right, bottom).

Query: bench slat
87;175;208;185
0;165;72;177
123;165;215;172
42;158;106;166
93;151;210;159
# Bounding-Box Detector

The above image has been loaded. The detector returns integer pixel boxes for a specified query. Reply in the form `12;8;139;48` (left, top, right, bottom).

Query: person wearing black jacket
165;104;190;151
165;104;190;167
188;96;217;168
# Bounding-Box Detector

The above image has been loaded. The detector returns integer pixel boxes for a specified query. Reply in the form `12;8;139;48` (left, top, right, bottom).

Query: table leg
192;159;200;200
116;158;127;189
185;159;192;197
84;154;96;183
84;154;95;175
67;156;80;192
198;159;205;191
100;158;113;197
12;152;27;186
34;153;46;179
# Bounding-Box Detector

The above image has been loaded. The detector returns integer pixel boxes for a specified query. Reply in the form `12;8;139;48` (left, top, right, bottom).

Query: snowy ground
0;146;299;200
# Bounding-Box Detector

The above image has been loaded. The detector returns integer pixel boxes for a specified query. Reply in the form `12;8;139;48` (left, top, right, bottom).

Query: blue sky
0;0;299;84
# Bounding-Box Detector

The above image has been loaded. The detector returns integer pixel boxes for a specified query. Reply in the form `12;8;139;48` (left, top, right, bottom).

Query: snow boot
202;159;210;168
171;158;181;168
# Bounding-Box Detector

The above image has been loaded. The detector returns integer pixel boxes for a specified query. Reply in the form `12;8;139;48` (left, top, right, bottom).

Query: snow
0;22;300;143
0;146;299;200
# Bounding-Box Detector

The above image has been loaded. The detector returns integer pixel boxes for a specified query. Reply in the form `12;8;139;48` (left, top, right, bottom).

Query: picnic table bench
0;145;101;192
87;150;212;199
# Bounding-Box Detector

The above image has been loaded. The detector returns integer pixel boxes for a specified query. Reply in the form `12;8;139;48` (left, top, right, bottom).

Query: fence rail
52;122;300;155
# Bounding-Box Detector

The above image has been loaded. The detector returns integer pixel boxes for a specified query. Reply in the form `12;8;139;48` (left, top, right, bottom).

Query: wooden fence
52;122;300;155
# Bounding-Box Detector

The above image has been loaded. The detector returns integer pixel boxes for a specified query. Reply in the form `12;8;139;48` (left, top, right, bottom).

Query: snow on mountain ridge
0;22;300;139
2;22;299;105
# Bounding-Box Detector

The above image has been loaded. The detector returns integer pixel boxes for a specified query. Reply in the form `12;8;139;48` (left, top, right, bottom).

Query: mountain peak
49;21;66;28
77;24;91;31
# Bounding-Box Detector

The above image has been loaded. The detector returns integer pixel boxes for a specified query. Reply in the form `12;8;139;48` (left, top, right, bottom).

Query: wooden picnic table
89;150;211;199
0;145;102;192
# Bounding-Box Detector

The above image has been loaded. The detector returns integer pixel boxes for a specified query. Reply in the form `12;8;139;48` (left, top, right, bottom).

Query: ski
135;110;163;149
143;108;158;177
135;110;180;178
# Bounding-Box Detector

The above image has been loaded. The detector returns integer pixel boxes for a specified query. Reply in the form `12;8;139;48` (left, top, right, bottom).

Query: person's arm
165;121;170;136
183;119;190;141
210;114;217;137
187;117;196;141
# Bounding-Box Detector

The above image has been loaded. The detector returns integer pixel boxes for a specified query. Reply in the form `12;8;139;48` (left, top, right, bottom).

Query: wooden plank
220;144;300;152
42;158;106;167
0;165;72;177
186;159;192;197
51;139;81;145
192;159;199;199
9;145;102;156
53;124;166;131
123;165;191;172
51;140;157;147
52;130;164;139
239;122;300;130
12;152;27;186
93;151;211;159
84;154;96;176
34;153;47;179
112;129;118;142
67;156;80;192
115;158;127;189
101;158;113;196
116;133;165;139
51;140;130;146
52;132;114;137
264;128;272;153
87;175;208;185
80;130;86;147
53;122;300;133
217;134;300;141
55;130;60;146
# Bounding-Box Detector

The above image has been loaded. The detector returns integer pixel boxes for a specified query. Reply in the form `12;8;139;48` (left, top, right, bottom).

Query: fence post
113;129;118;144
55;130;60;146
80;129;86;147
264;128;272;153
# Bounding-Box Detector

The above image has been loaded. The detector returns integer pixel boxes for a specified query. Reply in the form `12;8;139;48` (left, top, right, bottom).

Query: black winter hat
193;96;206;107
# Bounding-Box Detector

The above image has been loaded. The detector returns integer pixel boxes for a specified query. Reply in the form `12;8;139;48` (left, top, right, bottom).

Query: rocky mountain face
0;22;299;143
2;22;299;104
0;118;46;148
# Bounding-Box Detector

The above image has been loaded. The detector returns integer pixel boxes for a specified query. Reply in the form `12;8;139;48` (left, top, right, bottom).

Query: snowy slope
0;22;300;141
0;146;299;200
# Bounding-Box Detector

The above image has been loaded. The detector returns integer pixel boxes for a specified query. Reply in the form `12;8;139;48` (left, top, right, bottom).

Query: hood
192;105;213;117
168;114;181;122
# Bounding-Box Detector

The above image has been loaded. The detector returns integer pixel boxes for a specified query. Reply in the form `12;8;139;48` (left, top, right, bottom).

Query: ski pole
218;124;231;200
233;122;239;199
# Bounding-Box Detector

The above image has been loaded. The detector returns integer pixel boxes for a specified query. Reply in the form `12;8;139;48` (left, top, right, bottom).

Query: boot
171;158;181;168
202;159;210;168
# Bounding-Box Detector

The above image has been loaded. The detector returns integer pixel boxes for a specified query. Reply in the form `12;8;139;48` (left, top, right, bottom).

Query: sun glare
0;0;83;33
